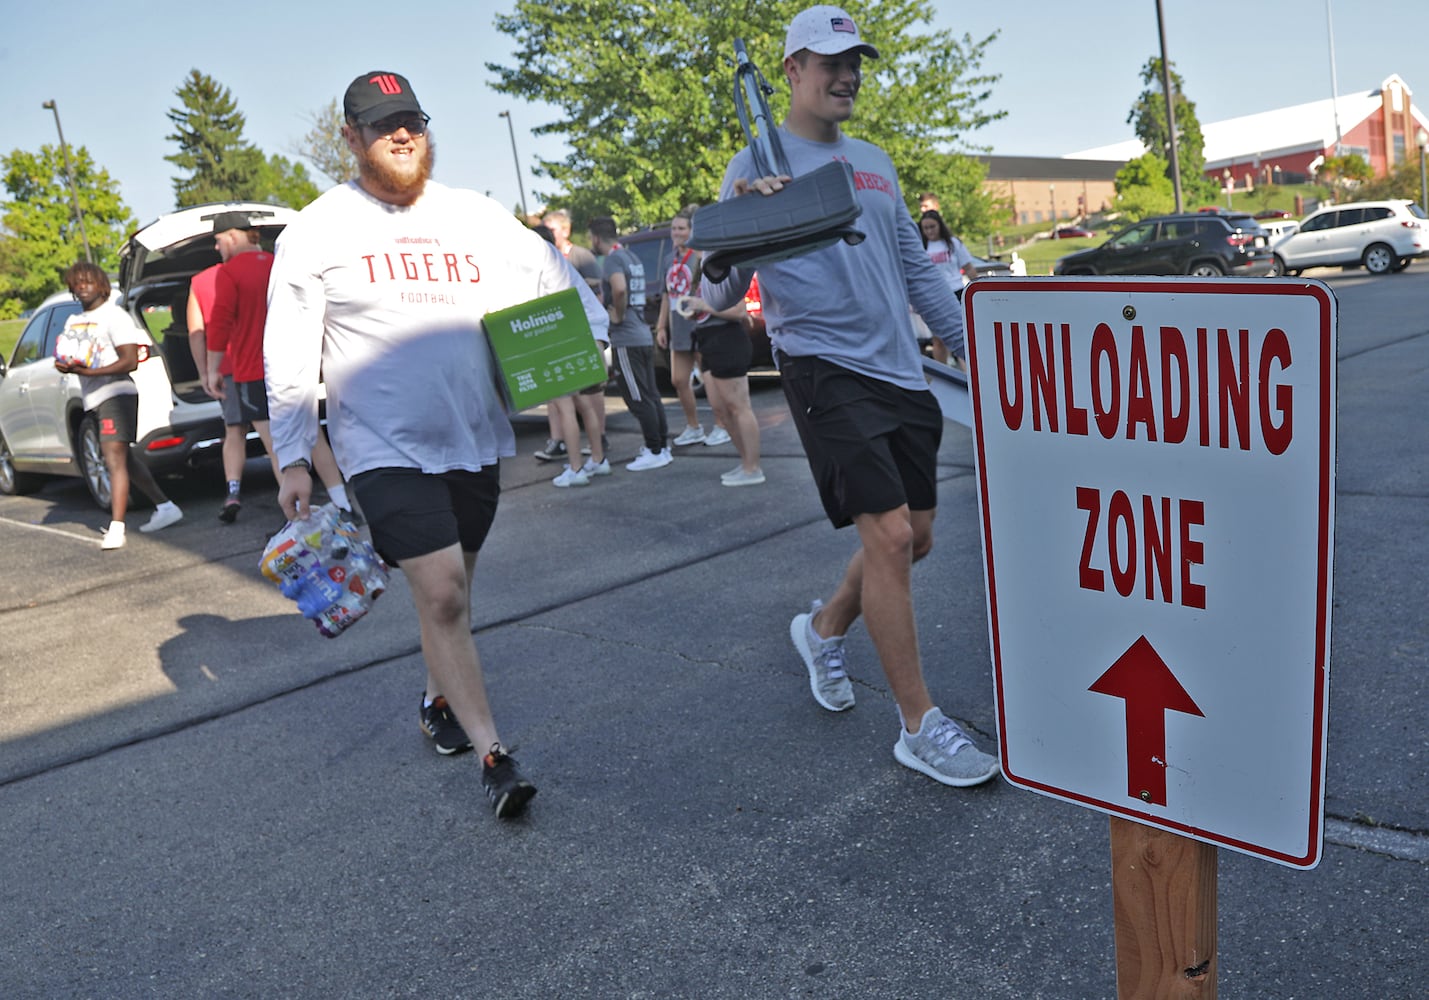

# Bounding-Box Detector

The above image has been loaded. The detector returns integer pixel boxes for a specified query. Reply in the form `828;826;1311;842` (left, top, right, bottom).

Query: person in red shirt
204;211;346;522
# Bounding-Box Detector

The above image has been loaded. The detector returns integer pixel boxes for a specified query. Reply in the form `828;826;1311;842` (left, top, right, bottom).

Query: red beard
356;134;436;204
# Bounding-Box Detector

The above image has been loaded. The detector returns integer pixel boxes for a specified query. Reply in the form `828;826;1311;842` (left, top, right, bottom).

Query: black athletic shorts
220;375;242;424
93;393;139;443
778;353;942;528
349;465;501;566
695;320;752;379
231;378;269;424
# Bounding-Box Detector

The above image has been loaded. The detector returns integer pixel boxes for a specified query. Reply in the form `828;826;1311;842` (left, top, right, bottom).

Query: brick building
1067;73;1429;195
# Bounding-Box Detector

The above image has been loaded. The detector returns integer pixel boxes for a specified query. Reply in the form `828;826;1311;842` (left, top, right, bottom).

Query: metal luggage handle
733;39;790;179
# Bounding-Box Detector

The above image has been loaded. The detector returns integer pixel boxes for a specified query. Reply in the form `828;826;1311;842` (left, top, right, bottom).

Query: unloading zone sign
965;276;1335;869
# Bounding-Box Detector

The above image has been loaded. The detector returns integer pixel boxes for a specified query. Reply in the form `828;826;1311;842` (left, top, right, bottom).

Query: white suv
1272;199;1428;276
0;201;295;508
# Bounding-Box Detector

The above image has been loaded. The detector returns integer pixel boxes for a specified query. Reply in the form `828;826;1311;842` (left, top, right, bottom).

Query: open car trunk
119;202;296;405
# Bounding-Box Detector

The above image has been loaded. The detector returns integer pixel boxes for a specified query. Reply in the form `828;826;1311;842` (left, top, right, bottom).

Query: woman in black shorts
679;292;764;486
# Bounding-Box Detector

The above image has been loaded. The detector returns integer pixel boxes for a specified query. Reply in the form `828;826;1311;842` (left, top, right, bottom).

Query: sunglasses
363;114;431;139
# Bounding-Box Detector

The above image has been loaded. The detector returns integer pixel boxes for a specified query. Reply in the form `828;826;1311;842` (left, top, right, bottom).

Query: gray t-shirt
713;128;965;390
600;246;653;348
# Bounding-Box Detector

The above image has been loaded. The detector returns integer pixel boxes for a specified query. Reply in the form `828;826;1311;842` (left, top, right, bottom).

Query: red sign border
965;277;1335;868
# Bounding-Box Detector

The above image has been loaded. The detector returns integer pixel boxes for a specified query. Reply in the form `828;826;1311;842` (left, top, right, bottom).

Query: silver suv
0;201;294;508
1272;199;1428;276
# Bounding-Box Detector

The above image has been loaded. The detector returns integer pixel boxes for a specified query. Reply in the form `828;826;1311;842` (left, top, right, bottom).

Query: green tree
0;144;136;311
487;0;1004;236
1127;58;1218;205
1359;156;1423;202
1317;153;1373;200
293;98;357;185
257;154;322;209
165;69;266;206
1112;152;1175;220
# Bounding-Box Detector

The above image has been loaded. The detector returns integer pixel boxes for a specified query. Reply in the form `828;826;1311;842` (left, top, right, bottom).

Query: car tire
1363;243;1396;275
0;430;44;496
1189;261;1225;277
1389;256;1410;273
76;415;113;510
1266;254;1285;277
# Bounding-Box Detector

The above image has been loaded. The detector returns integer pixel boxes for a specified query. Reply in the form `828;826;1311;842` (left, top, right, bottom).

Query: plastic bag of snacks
260;503;389;637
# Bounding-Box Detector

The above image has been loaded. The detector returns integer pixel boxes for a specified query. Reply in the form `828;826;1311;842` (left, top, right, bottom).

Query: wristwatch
281;458;311;472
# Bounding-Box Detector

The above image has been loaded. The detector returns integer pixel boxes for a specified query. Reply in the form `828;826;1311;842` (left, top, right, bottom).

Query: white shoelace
927;717;971;757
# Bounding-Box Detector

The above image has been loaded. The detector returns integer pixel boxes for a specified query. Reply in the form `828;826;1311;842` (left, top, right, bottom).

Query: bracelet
281;458;311;472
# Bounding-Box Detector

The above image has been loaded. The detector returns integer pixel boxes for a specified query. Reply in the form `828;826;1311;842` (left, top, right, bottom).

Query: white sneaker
552;464;590;488
703;426;732;447
672;425;706;446
580;458;611;477
140;502;183;533
721;467;765;487
100;522;126;550
626;447;673;471
893;707;1000;787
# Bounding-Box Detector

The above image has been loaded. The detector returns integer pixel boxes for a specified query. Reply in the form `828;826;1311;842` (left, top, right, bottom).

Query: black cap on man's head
344;71;423;125
211;211;254;234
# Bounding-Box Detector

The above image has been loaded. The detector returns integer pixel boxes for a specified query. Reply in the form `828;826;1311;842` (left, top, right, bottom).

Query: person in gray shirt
701;5;997;789
588;215;672;470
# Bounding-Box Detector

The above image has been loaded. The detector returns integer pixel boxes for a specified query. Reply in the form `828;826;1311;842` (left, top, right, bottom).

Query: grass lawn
0;318;23;362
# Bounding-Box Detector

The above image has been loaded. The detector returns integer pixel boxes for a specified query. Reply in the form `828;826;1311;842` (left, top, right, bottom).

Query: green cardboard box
483;287;605;411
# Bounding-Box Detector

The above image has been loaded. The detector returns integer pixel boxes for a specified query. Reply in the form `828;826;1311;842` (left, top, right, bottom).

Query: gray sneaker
789;599;855;712
894;707;999;787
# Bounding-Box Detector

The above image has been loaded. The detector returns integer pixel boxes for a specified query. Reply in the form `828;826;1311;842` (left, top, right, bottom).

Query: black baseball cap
212;211;254;234
343;71;424;125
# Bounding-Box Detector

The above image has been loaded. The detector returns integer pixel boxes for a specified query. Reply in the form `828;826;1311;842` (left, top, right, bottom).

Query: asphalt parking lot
1;271;1425;998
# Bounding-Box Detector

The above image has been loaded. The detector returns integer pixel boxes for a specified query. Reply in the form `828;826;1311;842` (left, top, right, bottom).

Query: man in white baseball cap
701;7;997;790
783;4;880;60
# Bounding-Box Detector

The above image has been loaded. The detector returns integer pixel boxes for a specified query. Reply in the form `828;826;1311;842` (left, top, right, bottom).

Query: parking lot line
0;515;104;545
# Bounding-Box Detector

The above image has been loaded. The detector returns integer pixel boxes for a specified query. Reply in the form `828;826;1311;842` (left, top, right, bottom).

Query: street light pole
497;110;529;220
41;99;93;264
1417;128;1428;212
1049;183;1056;224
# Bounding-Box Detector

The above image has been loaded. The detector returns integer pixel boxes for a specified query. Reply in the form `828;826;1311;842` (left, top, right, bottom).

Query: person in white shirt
263;70;608;819
54;262;183;550
917;209;976;364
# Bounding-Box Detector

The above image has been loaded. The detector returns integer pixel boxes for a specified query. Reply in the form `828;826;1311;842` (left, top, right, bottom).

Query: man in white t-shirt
263;70;608;819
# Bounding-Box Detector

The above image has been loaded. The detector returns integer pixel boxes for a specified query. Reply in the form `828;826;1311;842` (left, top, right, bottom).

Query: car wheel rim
1366;247;1392;273
81;424;111;506
0;443;14;493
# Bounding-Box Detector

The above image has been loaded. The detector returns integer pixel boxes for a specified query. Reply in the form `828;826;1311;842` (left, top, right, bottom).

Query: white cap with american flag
783;5;881;60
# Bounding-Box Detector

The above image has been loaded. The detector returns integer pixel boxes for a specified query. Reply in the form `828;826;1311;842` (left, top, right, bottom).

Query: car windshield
1409;203;1428;220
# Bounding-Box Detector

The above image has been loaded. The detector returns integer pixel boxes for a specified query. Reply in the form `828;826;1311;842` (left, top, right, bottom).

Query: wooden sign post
1109;818;1217;998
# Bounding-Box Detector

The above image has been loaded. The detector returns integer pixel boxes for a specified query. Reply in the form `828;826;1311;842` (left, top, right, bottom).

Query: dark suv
621;227;774;392
1054;212;1274;277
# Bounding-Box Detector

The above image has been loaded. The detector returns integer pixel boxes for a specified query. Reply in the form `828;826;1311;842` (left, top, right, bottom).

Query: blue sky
2;1;1424;226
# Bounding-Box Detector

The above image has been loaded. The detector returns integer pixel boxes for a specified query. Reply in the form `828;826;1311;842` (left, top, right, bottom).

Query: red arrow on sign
1089;635;1205;807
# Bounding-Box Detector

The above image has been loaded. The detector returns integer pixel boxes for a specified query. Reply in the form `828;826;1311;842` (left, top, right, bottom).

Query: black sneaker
419;693;473;755
481;743;536;819
533;439;568;462
218;496;242;523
